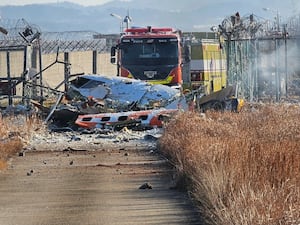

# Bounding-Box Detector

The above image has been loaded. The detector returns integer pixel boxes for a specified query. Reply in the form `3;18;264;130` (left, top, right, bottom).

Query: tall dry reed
0;114;43;168
159;104;300;225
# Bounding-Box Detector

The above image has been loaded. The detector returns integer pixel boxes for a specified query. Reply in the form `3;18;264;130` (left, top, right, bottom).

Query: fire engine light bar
125;27;174;34
121;38;178;43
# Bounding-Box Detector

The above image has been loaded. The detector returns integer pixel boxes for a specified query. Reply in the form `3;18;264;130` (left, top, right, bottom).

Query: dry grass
159;103;300;225
0;114;44;169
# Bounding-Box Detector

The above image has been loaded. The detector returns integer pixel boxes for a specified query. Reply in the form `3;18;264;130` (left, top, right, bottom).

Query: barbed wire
0;18;112;53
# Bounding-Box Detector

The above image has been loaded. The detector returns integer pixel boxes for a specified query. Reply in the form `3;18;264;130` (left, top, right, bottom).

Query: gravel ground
25;127;162;152
0;126;204;225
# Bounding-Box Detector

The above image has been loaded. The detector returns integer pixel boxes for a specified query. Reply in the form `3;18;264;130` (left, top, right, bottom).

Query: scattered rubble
30;74;188;131
26;169;34;176
18;152;25;157
25;124;163;152
139;182;153;189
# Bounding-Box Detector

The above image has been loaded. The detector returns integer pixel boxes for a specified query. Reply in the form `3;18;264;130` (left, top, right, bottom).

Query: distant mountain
0;0;297;34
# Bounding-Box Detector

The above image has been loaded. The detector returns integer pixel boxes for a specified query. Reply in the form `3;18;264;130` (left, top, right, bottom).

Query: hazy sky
0;0;115;6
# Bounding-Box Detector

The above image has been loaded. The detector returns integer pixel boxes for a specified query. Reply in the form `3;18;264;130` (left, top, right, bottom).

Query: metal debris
139;182;153;189
67;74;188;112
34;74;188;130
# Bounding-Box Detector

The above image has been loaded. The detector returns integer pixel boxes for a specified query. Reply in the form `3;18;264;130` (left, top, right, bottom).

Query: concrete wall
98;53;117;75
41;51;117;89
0;50;25;78
0;50;117;96
0;50;25;100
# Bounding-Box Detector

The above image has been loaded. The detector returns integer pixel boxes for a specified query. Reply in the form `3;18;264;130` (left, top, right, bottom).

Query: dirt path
0;144;203;225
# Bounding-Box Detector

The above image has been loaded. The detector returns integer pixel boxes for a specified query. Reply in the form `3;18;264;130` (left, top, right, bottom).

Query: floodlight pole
110;13;123;34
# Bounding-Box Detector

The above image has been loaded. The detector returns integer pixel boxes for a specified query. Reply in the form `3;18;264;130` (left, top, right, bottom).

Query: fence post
93;50;97;74
64;52;70;92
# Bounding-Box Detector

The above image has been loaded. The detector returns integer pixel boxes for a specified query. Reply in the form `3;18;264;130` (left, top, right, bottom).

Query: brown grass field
0;115;42;169
159;104;300;225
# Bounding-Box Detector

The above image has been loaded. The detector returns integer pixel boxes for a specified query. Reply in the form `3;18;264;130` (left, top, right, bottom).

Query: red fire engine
111;26;183;88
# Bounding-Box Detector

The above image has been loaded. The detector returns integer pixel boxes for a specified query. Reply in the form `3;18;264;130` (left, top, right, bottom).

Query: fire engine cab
111;26;183;88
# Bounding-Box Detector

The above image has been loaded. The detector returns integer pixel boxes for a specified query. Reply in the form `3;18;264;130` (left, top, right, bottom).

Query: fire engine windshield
120;38;179;66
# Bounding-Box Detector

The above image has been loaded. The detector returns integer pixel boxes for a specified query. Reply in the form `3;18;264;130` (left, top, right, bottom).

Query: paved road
0;146;203;225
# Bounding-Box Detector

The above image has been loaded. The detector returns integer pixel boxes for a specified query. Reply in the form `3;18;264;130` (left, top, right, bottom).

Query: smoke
254;39;300;98
291;0;300;15
227;37;300;100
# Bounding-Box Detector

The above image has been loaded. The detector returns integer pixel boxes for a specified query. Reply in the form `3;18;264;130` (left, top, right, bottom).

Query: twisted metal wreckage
33;74;188;131
31;74;240;131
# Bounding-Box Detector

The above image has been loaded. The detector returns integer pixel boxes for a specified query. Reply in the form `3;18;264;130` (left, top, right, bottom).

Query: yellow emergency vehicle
190;39;227;95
